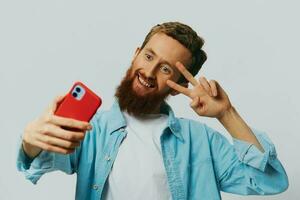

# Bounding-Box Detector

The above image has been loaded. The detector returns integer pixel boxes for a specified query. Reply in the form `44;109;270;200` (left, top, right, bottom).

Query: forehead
143;33;192;66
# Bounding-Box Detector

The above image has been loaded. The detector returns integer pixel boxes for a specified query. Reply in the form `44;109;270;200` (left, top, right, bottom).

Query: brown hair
140;22;207;83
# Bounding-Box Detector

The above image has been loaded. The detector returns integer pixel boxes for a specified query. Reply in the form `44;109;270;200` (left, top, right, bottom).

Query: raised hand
167;62;232;119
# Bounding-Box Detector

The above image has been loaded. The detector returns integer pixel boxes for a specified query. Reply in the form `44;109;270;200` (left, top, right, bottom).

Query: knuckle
44;137;51;144
22;134;33;145
77;124;85;130
190;91;197;97
61;149;69;154
44;114;53;123
54;95;61;101
78;132;85;140
210;80;216;85
67;134;76;141
43;145;51;151
24;122;34;134
41;126;49;134
66;142;74;148
22;133;29;143
64;134;72;140
83;123;89;129
68;121;76;128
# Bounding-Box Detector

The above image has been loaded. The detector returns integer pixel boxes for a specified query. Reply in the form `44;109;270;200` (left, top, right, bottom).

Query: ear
131;47;141;63
170;82;188;96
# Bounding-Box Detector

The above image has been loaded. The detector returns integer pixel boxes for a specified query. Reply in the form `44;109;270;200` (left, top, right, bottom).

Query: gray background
0;0;299;199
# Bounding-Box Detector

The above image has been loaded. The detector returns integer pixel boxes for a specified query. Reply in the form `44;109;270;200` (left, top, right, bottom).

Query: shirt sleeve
16;112;102;185
205;125;289;195
16;134;79;184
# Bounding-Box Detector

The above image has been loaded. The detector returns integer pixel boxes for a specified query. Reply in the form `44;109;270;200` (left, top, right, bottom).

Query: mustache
134;70;156;87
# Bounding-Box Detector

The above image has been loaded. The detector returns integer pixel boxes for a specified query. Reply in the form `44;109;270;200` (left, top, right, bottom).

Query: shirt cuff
16;135;54;184
232;128;277;172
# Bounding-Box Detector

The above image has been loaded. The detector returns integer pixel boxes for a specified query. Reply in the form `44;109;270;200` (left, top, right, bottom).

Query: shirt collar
106;99;184;142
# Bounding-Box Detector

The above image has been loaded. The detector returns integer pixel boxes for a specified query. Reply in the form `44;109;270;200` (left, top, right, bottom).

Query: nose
144;61;159;79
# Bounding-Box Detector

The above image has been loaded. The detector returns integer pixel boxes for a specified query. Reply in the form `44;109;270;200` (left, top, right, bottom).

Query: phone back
55;82;102;122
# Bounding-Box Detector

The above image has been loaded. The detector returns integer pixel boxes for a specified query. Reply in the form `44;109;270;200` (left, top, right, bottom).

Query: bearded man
17;22;288;200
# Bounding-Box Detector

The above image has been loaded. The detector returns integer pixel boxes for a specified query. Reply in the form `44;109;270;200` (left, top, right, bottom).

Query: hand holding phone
55;82;102;122
22;82;102;158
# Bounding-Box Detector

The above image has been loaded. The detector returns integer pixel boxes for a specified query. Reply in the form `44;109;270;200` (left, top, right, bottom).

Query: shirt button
105;155;111;161
92;184;99;190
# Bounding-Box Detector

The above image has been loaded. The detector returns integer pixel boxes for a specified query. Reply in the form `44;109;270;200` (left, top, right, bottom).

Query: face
132;33;191;96
115;33;191;116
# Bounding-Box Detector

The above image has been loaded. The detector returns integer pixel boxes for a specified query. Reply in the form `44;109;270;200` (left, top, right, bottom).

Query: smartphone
55;82;102;122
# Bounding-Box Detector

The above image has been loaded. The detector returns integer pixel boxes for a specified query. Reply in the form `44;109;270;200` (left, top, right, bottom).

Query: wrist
22;138;42;159
217;106;237;123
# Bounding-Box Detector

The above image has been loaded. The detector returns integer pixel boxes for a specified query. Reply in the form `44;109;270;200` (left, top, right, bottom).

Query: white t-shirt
103;111;172;200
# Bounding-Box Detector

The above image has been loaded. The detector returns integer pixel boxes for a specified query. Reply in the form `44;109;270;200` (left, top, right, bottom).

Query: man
17;22;288;200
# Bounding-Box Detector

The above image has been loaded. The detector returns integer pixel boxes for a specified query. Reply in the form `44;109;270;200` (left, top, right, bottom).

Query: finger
209;80;218;97
49;94;67;114
191;97;206;115
49;115;92;131
41;124;87;142
33;140;75;154
36;133;80;149
176;62;199;86
190;96;200;109
199;76;213;96
166;80;191;97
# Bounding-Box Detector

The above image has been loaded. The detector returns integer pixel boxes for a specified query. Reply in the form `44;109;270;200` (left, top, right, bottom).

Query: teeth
138;75;152;88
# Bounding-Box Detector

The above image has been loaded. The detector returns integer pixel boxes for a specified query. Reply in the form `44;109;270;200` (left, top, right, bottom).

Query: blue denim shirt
17;101;288;200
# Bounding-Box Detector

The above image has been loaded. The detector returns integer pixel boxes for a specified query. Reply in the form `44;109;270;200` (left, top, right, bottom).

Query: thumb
190;96;200;110
49;94;66;114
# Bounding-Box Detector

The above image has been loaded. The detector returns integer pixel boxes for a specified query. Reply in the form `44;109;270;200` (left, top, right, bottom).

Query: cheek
157;75;172;91
129;61;142;75
132;56;146;68
130;62;138;71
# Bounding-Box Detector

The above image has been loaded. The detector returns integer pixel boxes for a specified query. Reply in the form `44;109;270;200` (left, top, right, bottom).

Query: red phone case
55;82;102;122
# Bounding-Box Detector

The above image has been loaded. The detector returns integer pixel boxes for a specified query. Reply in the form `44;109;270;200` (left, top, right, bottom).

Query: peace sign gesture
167;62;233;119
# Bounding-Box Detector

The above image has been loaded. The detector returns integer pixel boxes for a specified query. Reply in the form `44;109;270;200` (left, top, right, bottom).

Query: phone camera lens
75;87;81;93
72;92;78;98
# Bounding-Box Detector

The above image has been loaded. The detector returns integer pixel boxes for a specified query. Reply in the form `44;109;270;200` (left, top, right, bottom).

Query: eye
160;65;172;74
144;53;153;61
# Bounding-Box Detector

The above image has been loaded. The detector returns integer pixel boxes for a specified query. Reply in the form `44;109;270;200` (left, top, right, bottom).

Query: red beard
115;67;170;117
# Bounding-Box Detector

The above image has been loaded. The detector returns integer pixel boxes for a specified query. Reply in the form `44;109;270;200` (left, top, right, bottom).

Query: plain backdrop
0;0;299;199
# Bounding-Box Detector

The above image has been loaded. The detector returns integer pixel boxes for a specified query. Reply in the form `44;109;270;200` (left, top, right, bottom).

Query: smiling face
131;33;191;96
115;33;192;116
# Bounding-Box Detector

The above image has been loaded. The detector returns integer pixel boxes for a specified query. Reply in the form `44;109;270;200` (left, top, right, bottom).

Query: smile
137;73;155;88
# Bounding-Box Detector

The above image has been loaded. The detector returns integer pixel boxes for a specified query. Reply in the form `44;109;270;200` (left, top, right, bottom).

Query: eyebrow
144;48;174;68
